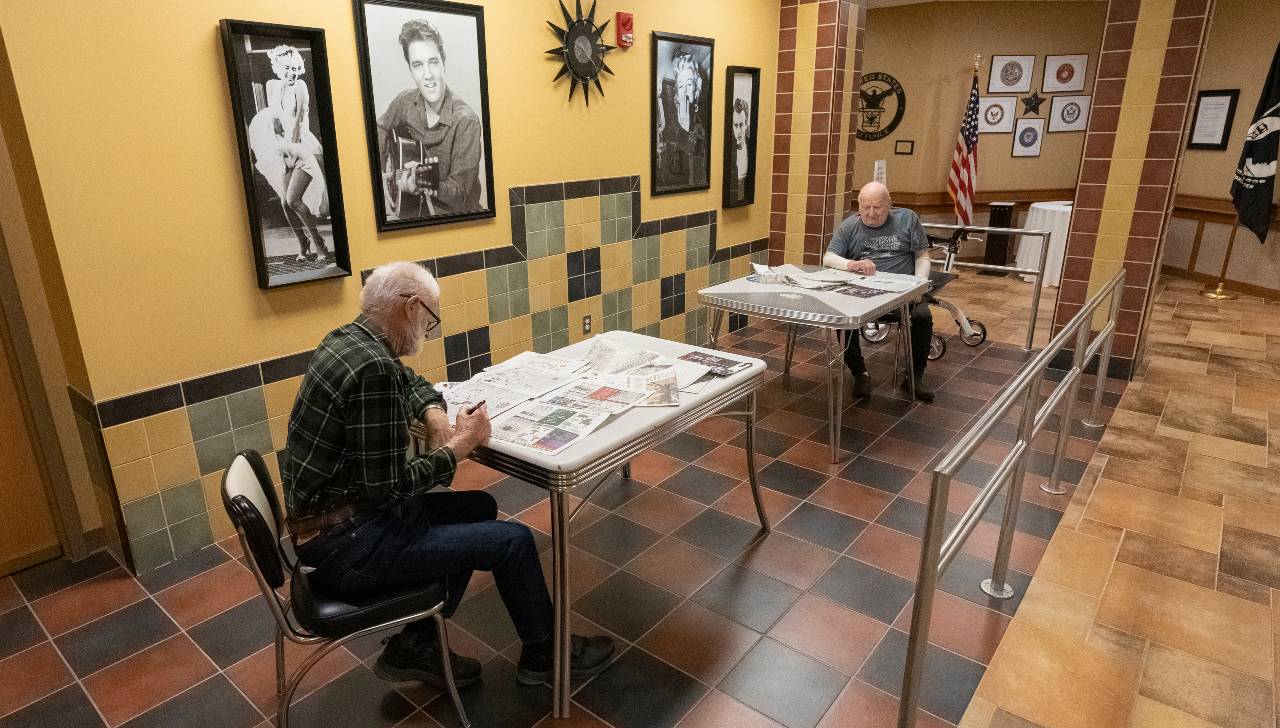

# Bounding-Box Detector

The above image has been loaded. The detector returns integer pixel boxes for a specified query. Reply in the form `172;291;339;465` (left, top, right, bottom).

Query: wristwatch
424;402;447;416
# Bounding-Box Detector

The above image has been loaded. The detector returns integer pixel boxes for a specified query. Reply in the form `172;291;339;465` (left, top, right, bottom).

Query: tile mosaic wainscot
80;174;767;575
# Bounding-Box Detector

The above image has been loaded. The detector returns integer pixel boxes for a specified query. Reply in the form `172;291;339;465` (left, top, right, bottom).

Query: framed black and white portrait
1049;95;1091;132
219;19;351;289
1012;118;1045;157
353;0;496;231
723;66;759;208
652;31;714;196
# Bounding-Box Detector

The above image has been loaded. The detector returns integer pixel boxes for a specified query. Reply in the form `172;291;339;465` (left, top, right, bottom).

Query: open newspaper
438;363;582;425
539;379;650;415
490;402;610;455
488;350;588;376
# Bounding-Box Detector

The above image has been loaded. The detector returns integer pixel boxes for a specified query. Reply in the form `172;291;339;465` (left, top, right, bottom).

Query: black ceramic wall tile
508;187;525;206
97;385;185;427
261;350;313;384
467;327;491;355
510;205;526;247
602;176;629;194
437;250;484;277
661;215;687;233
568;276;586;302
564;179;600;199
585;271;601;297
636;220;660;238
444;333;469;362
484;245;523;268
67;385;97;423
525;182;564;203
566;251;585;278
585;247;601;274
446;360;469;383
182;366;263;406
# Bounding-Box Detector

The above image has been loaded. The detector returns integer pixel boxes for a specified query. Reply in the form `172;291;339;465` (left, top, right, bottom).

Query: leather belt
286;503;365;546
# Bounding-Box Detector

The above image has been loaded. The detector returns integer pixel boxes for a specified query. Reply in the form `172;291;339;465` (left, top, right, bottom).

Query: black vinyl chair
220;450;471;728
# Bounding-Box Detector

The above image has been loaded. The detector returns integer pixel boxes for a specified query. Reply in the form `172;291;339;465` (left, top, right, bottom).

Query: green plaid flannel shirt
283;316;454;518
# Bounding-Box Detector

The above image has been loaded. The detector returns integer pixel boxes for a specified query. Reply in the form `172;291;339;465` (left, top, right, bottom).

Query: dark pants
844;303;933;378
296;490;553;645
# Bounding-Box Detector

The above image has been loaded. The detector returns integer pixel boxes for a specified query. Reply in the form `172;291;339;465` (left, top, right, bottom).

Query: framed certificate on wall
1187;89;1239;150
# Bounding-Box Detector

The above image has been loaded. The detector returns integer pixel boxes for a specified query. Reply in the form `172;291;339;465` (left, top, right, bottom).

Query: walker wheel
928;334;947;360
962;320;988;346
861;322;891;343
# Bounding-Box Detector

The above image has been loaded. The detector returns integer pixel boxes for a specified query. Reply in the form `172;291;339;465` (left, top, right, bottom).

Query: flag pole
1201;221;1241;300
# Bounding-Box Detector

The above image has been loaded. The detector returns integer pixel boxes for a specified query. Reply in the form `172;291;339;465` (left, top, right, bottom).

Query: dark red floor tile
225;636;359;715
695;444;772;482
767;593;888;676
777;439;853;475
450;459;504;491
627;450;686;486
0;579;21;616
0;642;72;718
626;537;729;598
846;524;923;581
55;599;178;678
817;679;952;728
639;601;761;685
736;531;839;590
809;478;895;522
30;568;146;637
614;487;706;535
537;545;618;603
688;415;748;442
861;437;940;472
711;483;799;526
677;689;782;728
82;634;216;726
893;590;1009;666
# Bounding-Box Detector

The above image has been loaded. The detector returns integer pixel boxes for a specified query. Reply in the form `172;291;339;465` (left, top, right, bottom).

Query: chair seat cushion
290;568;447;639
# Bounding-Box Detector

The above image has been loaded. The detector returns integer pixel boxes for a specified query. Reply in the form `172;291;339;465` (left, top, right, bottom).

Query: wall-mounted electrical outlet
582;315;592;334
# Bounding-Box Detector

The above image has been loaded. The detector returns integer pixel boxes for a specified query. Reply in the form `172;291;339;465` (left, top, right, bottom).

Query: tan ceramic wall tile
200;471;223;513
1032;528;1117;597
151;444;198;490
142;409;192;454
102;421;149;466
112;458;157;503
263;378;301;418
1086;478;1221;553
976;620;1141;728
1097;563;1272;680
268;415;288;452
1139;643;1273;728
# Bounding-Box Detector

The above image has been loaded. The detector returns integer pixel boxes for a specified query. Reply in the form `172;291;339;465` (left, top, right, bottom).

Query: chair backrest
222;451;286;589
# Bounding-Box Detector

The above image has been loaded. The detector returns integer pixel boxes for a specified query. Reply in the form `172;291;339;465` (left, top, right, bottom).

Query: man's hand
447;404;491;460
395;162;420;194
425;406;452;449
846;258;877;275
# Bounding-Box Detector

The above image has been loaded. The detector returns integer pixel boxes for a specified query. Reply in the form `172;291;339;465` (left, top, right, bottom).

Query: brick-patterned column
1053;0;1213;376
769;0;865;266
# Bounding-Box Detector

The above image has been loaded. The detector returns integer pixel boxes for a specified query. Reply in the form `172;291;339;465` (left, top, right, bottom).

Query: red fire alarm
616;12;634;48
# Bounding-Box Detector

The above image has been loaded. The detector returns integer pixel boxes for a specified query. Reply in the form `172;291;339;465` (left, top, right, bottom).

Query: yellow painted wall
0;0;777;400
1177;0;1280;199
854;1;1105;195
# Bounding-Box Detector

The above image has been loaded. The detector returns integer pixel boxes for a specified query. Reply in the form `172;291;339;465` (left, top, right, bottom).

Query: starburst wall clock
546;0;616;105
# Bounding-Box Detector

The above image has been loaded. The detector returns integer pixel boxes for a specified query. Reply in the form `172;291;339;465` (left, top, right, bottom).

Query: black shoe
374;631;482;688
852;373;873;398
899;374;934;402
515;635;615;686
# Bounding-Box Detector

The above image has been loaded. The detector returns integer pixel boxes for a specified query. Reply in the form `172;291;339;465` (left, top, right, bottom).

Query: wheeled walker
860;227;987;359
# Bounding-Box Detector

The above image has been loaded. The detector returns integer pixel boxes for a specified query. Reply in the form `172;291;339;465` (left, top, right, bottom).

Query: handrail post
897;472;953;728
1040;321;1091;495
981;382;1036;599
1026;232;1051;352
1082;270;1126;428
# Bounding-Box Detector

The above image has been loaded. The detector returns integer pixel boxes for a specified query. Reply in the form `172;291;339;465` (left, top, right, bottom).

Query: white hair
361;262;440;355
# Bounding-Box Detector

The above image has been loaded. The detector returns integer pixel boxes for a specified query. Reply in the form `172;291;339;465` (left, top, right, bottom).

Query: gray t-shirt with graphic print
826;207;929;275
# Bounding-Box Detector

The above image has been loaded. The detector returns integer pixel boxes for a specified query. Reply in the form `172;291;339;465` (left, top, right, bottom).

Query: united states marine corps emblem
857;72;906;141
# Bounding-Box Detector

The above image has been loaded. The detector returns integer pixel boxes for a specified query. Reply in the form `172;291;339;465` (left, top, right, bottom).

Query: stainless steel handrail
896;268;1126;728
921;222;1055;352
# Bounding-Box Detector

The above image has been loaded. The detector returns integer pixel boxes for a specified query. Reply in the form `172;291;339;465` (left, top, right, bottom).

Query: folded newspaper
677;350;751;377
490;402;609;455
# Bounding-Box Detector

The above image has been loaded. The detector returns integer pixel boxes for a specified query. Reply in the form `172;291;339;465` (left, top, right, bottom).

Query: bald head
857;181;892;227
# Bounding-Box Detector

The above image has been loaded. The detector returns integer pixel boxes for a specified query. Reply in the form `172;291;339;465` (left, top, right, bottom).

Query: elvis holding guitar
377;19;484;222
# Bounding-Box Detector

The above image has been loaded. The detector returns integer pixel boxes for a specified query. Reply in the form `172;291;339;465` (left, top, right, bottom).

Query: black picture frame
651;31;714;197
723;66;759;208
1187;89;1240;151
353;0;497;231
219;19;351;289
894;140;914;155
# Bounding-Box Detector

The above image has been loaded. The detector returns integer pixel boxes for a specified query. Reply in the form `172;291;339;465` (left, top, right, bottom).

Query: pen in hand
464;401;487;415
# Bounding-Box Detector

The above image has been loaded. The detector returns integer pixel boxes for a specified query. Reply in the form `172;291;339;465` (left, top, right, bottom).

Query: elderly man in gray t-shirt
824;181;934;401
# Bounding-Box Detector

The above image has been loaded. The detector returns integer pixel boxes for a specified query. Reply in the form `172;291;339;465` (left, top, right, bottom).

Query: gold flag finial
973;54;981;72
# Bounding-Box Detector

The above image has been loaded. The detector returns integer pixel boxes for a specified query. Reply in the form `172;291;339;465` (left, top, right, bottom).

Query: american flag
947;74;980;225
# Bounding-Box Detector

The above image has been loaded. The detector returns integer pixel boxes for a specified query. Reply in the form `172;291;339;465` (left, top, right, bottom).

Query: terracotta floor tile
777;439;849;476
518;495;608;537
1129;694;1220;728
976;620;1141;728
450;459;503;491
1115;530;1218;589
1085;478;1222;553
153;561;260;629
639;600;760;685
538;545;617;602
1220;524;1280;589
736;532;839;590
817;679;952;728
1223;495;1280;539
960;520;1049;577
614;487;706;535
1096;425;1189;471
1097;562;1272;680
768;593;887;675
694;443;772;482
845;524;922;581
1100;455;1181;495
711;482;800;525
82;634;216;726
627;450;687;486
1139;643;1273;728
893;590;1010;665
1184;453;1280;507
809;478;895;522
1029;527;1117;598
677;689;783;728
625;537;729;598
1008;578;1097;641
860;436;940;472
0;643;73;717
225;637;359;715
29;568;146;637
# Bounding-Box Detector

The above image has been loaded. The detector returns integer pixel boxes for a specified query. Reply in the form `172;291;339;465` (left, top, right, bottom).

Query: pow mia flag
1232;41;1280;244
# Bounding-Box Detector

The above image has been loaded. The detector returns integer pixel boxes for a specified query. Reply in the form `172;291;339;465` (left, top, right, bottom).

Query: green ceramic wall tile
619;309;632;332
160;480;206;525
194;432;235;476
547;226;566;256
169;514;214;559
225;388;267;430
129;529;174;572
486;264;508;294
510;288;530;318
546;200;564;229
527;230;549;259
599;194;614;222
122;494;166;538
603;292;617;317
488;292;511;323
550;329;569;350
533;335;552;354
619;288;632;311
532;310;551;338
525;202;546;233
507;262;529;291
550;305;568;333
604;313;618;332
232;421;273;457
187;398;230;442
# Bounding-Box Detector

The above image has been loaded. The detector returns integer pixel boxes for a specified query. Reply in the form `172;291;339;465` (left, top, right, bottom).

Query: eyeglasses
399;293;440;337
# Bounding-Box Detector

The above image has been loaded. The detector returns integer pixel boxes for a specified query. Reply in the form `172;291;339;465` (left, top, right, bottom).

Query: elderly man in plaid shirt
283;261;613;690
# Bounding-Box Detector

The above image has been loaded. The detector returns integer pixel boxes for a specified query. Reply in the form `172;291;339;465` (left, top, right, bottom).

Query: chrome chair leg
275;627;286;696
433;613;472;728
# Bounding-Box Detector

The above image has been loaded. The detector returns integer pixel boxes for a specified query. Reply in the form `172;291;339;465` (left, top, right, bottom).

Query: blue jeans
295;490;554;645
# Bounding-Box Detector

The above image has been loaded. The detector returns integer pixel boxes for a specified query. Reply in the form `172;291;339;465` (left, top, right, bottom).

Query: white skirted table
1015;201;1072;287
